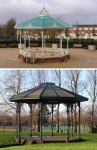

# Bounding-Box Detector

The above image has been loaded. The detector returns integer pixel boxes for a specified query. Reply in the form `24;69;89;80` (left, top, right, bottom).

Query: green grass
0;131;97;150
0;130;67;146
0;130;16;145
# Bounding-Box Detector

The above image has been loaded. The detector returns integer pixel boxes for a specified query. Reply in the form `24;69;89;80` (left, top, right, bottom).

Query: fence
42;125;91;133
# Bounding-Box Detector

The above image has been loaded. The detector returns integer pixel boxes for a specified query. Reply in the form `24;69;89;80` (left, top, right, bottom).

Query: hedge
0;38;97;49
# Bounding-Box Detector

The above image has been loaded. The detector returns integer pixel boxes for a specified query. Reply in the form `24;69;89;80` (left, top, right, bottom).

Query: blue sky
0;0;97;24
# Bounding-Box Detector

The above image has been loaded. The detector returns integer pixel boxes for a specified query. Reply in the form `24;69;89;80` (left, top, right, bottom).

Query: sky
0;0;97;25
0;69;89;112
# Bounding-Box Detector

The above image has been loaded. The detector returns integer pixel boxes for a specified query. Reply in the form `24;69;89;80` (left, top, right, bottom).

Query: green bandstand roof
15;7;72;29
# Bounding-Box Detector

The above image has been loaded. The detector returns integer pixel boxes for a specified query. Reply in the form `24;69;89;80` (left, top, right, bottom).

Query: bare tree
28;70;49;132
35;70;47;84
85;70;97;132
54;70;61;87
53;70;62;132
0;70;25;132
65;70;82;133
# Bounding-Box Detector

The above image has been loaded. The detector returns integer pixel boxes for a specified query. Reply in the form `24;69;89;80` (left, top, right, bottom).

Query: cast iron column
78;102;81;139
40;103;43;141
66;104;70;143
52;104;54;136
29;104;32;137
57;104;60;132
16;103;18;138
17;102;21;144
71;104;74;137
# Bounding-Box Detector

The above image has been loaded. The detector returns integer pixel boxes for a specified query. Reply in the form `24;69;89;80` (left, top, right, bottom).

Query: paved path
0;48;97;68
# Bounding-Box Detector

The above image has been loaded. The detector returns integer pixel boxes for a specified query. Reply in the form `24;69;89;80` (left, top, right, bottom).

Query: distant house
68;24;97;39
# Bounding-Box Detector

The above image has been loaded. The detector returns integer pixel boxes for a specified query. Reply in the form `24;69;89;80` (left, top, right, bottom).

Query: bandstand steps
28;58;37;64
22;139;43;145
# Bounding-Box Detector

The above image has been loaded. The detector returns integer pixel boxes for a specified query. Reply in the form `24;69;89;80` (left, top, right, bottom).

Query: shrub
0;38;97;49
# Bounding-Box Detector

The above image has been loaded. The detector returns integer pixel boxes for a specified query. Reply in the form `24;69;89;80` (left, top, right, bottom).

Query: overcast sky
0;0;97;25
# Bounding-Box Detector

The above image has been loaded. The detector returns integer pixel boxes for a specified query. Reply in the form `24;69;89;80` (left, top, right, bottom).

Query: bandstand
10;82;88;144
15;8;72;64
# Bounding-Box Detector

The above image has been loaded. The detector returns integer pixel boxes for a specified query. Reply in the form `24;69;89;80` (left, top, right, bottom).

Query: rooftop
10;82;88;104
15;8;72;29
73;24;97;28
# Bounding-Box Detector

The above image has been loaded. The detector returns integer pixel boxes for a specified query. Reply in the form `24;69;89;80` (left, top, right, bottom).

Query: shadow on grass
0;138;88;148
69;138;88;143
0;144;21;148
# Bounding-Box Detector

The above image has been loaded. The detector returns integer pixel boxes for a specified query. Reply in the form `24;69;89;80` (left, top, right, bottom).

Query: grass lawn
0;131;97;150
0;130;16;145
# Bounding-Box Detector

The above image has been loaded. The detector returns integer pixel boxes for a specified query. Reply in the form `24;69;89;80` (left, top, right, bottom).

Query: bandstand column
19;30;22;51
78;102;81;139
44;34;46;49
29;32;31;49
66;29;69;55
17;29;19;41
60;31;63;56
42;30;44;58
24;32;28;63
66;104;70;143
40;103;43;141
52;104;54;136
60;33;62;49
57;104;60;132
67;36;69;52
71;104;74;137
29;104;33;137
16;103;18;138
17;102;21;144
24;32;27;49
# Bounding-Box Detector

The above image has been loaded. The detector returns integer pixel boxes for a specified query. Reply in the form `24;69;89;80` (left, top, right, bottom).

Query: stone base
36;55;70;63
18;54;20;59
18;55;70;64
19;55;26;63
67;55;70;59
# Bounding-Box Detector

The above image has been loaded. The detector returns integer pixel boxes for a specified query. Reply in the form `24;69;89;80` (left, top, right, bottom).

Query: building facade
68;25;97;39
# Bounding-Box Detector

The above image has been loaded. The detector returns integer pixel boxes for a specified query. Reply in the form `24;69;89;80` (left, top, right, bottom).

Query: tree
85;70;97;132
53;70;62;132
54;70;62;87
27;70;49;132
0;70;25;132
65;70;82;133
5;18;16;38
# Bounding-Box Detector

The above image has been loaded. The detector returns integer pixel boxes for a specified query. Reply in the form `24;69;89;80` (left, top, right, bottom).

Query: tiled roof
10;82;88;104
15;8;72;29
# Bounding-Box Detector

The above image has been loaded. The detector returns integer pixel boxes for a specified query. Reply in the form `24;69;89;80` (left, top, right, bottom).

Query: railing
20;48;67;59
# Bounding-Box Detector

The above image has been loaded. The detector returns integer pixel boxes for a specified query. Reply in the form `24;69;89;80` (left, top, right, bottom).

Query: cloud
0;0;97;24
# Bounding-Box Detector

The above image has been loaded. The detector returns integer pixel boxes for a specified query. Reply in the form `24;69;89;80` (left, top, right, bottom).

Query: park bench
0;44;6;48
73;44;82;48
30;43;38;47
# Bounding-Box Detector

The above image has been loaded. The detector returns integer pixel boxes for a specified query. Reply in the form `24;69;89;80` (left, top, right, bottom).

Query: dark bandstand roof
10;82;88;104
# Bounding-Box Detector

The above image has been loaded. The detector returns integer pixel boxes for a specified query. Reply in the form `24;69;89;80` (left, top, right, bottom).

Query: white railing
19;48;68;59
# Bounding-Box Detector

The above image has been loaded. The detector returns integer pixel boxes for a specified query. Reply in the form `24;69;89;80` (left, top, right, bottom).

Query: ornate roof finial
39;7;49;17
43;3;45;8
